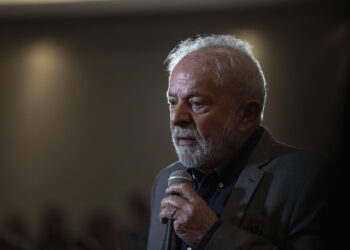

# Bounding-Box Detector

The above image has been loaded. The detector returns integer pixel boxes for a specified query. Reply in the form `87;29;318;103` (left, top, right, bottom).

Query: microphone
165;170;194;250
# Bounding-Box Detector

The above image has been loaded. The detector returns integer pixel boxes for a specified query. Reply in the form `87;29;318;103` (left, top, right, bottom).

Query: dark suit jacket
147;128;331;250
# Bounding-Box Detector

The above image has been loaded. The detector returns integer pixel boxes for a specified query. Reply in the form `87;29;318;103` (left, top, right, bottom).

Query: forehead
167;47;243;96
167;59;219;97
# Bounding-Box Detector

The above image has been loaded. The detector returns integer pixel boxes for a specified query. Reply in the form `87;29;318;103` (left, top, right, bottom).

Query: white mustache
172;127;200;139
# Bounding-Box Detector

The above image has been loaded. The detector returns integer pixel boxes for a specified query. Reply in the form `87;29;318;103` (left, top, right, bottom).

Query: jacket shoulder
155;162;185;185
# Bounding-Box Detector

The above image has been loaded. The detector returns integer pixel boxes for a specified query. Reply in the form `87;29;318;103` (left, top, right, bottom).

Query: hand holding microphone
159;170;219;247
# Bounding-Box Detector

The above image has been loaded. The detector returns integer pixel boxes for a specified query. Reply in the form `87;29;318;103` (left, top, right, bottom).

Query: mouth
177;137;196;146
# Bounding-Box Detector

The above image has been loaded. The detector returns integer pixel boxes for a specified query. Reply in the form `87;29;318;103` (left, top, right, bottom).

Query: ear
238;99;262;132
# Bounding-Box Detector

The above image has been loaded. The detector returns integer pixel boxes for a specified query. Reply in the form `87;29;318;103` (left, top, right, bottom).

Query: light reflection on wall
231;29;269;62
0;40;74;234
228;29;273;121
13;40;71;183
19;40;66;112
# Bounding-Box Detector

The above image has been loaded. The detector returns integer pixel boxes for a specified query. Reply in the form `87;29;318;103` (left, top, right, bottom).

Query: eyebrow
167;91;210;99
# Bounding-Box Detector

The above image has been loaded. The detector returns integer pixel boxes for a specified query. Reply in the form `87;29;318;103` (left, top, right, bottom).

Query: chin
177;154;208;171
175;144;215;172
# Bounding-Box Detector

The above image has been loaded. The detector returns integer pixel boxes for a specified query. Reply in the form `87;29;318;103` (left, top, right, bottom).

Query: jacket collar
221;127;277;225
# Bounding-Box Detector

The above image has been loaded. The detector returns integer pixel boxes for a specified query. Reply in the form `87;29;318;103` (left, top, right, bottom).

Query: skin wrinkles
160;47;262;247
167;51;245;173
160;183;218;246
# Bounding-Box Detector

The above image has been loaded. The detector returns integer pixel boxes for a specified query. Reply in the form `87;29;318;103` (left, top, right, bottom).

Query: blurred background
0;0;348;249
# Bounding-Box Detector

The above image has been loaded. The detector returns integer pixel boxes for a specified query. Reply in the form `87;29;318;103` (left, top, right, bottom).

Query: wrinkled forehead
169;55;217;88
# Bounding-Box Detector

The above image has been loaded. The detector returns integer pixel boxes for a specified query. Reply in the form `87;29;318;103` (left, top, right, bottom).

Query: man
147;35;331;250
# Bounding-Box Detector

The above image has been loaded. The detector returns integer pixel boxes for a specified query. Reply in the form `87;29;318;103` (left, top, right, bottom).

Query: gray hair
164;34;267;119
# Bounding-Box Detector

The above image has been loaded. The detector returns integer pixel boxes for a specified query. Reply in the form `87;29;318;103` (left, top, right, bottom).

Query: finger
161;195;188;210
166;183;198;201
159;205;175;224
159;205;181;224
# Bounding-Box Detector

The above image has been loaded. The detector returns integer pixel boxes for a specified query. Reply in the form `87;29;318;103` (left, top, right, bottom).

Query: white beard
171;123;237;172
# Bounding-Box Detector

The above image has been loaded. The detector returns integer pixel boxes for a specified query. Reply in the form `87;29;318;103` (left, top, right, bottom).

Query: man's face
167;54;242;172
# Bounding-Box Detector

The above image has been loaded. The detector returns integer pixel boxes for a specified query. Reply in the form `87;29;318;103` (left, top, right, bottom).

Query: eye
168;98;177;107
191;101;202;107
189;99;205;111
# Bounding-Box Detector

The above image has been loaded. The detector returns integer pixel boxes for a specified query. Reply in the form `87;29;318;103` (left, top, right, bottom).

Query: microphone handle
165;219;174;250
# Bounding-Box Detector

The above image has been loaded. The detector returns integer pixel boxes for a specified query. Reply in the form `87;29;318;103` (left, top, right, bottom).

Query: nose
170;101;192;128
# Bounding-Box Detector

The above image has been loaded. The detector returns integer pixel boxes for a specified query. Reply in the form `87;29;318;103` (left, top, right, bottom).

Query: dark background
0;0;348;249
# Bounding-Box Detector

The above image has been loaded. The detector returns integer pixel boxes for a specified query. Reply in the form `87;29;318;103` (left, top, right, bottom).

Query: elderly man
147;35;330;250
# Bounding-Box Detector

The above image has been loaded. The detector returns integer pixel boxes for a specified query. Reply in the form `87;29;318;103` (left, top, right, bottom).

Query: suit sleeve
283;161;331;250
206;222;278;250
147;171;164;250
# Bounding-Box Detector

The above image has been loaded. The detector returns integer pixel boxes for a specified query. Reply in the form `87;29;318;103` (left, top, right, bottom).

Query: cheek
194;116;226;139
195;110;239;139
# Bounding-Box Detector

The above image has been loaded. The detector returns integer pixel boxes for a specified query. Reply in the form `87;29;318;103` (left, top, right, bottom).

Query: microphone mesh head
168;170;193;187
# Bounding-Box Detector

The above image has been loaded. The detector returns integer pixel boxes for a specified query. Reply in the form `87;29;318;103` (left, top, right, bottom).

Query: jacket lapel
221;164;265;226
221;128;276;226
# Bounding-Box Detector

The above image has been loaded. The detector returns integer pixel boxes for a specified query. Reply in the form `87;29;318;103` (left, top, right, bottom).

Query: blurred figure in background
0;229;31;250
85;210;122;250
64;238;97;250
3;213;29;242
37;206;72;250
1;212;33;250
123;192;150;250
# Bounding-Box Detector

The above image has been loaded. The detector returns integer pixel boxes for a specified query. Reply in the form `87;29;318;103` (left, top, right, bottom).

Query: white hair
164;34;267;119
